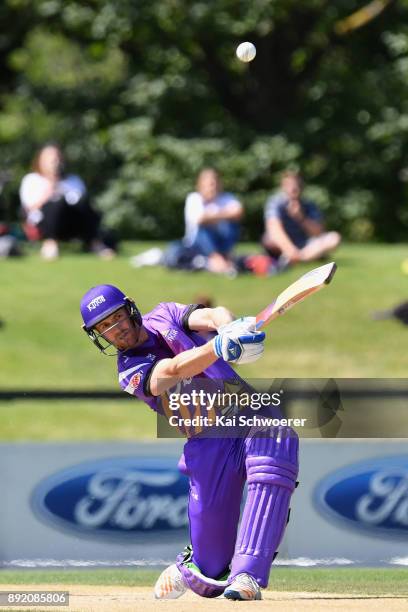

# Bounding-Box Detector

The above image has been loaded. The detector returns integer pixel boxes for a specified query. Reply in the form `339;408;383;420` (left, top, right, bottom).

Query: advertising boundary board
1;440;407;568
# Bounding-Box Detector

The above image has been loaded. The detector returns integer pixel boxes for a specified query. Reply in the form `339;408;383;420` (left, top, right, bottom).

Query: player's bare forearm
149;340;218;396
188;306;234;332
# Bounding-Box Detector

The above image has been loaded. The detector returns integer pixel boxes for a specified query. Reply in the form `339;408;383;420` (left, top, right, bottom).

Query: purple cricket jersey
117;302;244;422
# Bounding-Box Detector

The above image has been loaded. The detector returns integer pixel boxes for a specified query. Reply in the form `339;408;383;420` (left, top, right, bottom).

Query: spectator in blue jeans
184;168;243;275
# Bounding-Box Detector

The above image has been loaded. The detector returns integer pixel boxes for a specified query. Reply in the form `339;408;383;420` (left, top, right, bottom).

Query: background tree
1;0;408;241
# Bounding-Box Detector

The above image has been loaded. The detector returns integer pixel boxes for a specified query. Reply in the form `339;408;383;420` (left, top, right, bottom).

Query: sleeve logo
129;372;142;390
162;329;178;342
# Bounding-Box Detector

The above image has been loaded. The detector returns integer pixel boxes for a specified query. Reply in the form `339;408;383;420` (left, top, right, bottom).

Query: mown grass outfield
1;242;408;440
3;241;408;385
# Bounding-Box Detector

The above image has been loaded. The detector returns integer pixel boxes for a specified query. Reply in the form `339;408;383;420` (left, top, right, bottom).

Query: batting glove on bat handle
214;329;266;364
217;316;256;335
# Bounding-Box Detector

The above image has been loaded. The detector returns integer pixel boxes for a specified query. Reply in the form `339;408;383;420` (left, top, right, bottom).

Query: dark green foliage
1;0;408;240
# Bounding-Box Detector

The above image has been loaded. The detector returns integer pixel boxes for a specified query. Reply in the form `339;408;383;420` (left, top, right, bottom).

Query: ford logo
31;457;189;540
314;455;408;538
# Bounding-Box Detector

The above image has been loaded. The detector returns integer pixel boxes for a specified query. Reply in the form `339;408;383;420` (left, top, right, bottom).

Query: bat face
255;262;337;329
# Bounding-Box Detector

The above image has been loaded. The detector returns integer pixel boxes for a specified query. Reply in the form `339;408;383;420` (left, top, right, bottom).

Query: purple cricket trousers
177;426;299;597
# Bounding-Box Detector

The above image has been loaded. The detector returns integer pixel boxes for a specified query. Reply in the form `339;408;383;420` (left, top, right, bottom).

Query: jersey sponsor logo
314;455;408;538
87;295;106;311
30;457;189;541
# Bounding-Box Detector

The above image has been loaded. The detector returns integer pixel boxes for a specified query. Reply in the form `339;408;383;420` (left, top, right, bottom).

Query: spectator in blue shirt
263;171;341;266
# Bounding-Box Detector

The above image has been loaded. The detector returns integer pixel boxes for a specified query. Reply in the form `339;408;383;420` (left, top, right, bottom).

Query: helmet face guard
80;285;142;354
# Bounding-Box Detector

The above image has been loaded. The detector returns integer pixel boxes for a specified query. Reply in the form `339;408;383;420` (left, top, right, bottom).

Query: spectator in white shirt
184;168;243;275
19;144;114;260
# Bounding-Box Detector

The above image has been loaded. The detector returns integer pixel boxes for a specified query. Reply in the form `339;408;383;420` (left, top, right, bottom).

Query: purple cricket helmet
80;284;128;329
80;284;142;353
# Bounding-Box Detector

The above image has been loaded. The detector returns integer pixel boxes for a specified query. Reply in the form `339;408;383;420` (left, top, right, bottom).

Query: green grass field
2;241;408;386
1;241;408;440
0;568;407;595
0;399;156;441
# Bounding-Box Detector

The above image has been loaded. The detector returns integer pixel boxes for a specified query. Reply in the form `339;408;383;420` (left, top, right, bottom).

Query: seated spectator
263;171;341;267
184;168;243;275
129;169;243;275
19;143;115;260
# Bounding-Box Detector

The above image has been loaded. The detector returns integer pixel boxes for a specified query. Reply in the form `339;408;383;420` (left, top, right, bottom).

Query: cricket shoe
154;563;188;599
224;573;262;601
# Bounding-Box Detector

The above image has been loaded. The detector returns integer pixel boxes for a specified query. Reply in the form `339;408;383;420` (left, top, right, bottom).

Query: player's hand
217;316;256;336
214;327;265;364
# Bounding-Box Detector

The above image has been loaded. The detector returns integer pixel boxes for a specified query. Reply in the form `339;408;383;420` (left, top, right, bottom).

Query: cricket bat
255;261;337;329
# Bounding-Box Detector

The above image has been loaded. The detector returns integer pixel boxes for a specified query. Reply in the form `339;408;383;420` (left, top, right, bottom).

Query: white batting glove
217;316;256;336
214;327;265;365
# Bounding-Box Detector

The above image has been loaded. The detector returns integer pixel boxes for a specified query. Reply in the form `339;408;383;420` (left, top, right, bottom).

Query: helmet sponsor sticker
87;295;106;311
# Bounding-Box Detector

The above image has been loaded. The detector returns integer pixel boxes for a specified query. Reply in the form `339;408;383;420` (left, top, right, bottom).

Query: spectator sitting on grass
19;143;115;261
262;170;341;268
129;169;243;274
183;168;243;275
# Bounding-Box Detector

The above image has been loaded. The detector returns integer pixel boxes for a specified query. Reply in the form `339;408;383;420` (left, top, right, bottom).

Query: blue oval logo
314;455;408;538
31;457;189;541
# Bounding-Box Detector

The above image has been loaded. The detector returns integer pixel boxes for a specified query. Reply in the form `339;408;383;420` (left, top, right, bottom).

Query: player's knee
246;455;298;491
195;555;231;582
245;428;299;490
177;564;227;598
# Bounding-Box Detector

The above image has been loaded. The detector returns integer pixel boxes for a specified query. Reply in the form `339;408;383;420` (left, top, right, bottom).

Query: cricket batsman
80;284;299;601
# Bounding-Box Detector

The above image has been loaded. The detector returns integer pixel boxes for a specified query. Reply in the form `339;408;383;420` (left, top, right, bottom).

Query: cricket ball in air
401;258;408;275
236;42;256;63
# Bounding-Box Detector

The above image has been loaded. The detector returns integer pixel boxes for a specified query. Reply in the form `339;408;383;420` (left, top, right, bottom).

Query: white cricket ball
236;41;256;63
401;258;408;275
